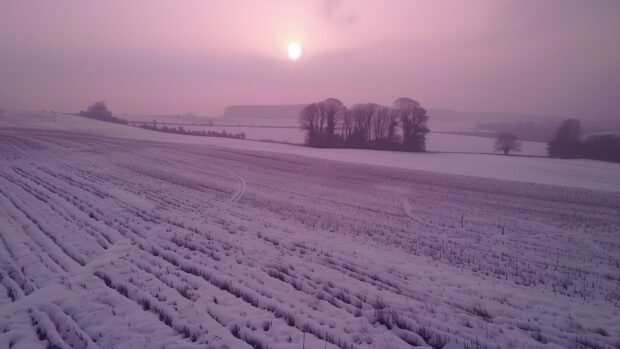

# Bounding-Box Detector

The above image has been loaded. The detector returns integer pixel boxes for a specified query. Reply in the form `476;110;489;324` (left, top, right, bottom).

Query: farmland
0;117;619;348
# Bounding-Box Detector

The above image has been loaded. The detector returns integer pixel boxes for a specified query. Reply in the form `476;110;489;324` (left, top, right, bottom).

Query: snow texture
0;111;619;349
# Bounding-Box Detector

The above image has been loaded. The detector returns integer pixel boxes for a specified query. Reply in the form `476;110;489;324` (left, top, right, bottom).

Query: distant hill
223;104;307;119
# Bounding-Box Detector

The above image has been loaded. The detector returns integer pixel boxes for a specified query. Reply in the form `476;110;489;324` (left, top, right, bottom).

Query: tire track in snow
221;169;246;206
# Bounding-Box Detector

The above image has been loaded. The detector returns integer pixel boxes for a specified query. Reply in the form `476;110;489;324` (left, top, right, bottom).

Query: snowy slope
2;110;619;192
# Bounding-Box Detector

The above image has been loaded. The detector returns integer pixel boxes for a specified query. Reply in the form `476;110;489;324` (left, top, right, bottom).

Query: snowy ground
0;112;619;349
2;111;619;192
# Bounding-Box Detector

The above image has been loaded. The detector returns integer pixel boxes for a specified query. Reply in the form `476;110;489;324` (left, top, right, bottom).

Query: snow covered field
1;112;620;349
172;125;548;157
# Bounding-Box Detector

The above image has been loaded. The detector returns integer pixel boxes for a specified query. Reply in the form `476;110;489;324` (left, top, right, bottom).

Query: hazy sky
1;0;619;117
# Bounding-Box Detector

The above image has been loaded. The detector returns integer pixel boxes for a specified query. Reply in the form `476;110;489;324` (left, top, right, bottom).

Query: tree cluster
580;134;620;163
547;119;582;158
299;97;430;151
79;101;128;124
548;118;620;163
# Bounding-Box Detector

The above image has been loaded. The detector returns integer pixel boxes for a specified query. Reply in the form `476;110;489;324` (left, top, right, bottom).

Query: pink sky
1;0;618;117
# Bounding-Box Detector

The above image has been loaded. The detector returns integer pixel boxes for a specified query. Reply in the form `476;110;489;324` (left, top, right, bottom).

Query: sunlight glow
288;42;302;61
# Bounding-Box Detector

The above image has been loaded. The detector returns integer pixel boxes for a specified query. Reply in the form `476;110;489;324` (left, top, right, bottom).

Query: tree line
299;97;430;151
547;118;620;162
79;102;244;140
138;123;245;139
494;118;620;163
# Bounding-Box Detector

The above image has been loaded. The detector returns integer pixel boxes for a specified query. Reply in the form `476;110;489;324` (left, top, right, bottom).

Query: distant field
120;112;537;154
182;125;305;144
120;113;481;131
178;125;548;156
127;113;544;156
121;113;300;128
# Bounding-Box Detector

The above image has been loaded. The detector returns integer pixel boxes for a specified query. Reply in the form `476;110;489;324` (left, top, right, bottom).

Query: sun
288;42;303;61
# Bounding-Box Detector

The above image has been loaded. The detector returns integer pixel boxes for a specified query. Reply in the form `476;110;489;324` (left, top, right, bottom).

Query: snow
1;110;619;349
2;110;619;192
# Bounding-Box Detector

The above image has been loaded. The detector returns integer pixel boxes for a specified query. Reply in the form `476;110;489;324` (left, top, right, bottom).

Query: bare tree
371;105;390;144
393;97;416;147
494;132;522;155
348;103;377;147
340;106;354;143
393;97;429;151
372;105;399;148
322;98;344;146
299;103;321;146
300;98;345;147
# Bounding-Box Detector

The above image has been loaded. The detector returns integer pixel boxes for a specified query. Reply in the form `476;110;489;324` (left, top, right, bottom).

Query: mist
1;0;619;118
2;2;620;348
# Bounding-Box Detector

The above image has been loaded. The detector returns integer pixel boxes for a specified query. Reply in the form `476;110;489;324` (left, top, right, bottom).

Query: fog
1;0;618;118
